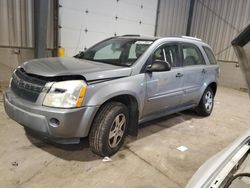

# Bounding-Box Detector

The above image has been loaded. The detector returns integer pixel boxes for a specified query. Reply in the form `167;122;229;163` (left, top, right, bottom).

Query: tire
196;87;214;116
89;102;129;157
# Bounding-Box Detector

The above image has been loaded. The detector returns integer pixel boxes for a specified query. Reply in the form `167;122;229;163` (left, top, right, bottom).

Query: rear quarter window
203;46;217;65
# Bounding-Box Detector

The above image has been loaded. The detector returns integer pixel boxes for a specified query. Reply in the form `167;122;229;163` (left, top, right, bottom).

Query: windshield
76;38;153;67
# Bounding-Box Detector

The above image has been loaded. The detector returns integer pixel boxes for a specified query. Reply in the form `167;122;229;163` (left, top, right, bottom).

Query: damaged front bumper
4;89;99;144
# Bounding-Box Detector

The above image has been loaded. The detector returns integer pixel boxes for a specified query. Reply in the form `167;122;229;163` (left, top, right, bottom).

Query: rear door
180;43;207;106
142;43;184;117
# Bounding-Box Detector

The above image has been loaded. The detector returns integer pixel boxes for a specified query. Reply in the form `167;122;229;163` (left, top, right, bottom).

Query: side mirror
146;60;171;72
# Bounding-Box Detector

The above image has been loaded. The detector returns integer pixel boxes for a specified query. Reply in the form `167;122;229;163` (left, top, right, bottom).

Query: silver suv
4;35;219;156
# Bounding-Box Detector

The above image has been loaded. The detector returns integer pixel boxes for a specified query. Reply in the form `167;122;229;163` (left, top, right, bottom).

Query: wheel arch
198;81;217;105
89;94;139;137
208;82;217;95
196;82;217;116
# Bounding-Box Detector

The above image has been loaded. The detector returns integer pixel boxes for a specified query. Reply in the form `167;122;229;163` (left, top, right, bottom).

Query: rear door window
181;44;206;66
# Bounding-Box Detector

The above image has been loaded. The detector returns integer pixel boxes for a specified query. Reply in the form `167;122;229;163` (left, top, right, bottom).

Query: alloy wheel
108;114;126;148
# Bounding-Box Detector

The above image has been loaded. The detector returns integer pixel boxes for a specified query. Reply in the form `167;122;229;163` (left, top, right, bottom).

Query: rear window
203;46;217;65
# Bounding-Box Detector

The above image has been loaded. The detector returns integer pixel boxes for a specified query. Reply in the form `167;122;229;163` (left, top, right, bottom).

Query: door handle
176;73;183;78
202;69;207;74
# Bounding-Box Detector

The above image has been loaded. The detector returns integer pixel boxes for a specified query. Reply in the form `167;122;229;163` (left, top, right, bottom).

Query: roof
117;34;159;41
117;34;204;43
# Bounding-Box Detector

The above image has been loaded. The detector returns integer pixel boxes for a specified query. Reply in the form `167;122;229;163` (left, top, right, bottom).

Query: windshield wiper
74;52;131;67
92;60;129;67
74;51;85;58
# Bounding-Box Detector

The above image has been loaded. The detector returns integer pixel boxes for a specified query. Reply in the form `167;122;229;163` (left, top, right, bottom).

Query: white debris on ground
176;146;188;152
102;156;112;162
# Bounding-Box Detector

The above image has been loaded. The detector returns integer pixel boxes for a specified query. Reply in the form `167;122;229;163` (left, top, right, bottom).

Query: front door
142;44;184;118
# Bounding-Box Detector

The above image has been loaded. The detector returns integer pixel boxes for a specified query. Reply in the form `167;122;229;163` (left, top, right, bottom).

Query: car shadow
26;109;204;162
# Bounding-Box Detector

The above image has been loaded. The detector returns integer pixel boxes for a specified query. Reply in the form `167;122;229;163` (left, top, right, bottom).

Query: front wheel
196;87;214;116
89;102;128;157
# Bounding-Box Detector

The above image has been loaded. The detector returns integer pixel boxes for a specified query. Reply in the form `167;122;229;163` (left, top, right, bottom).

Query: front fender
83;74;146;116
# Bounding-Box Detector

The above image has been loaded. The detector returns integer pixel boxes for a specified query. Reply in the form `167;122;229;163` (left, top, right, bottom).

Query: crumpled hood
21;57;132;81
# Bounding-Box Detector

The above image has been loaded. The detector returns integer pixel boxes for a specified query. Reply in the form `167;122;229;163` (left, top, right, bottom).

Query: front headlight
43;80;87;108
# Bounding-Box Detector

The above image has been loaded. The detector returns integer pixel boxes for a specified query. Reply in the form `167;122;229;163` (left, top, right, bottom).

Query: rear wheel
89;102;128;157
196;87;214;116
